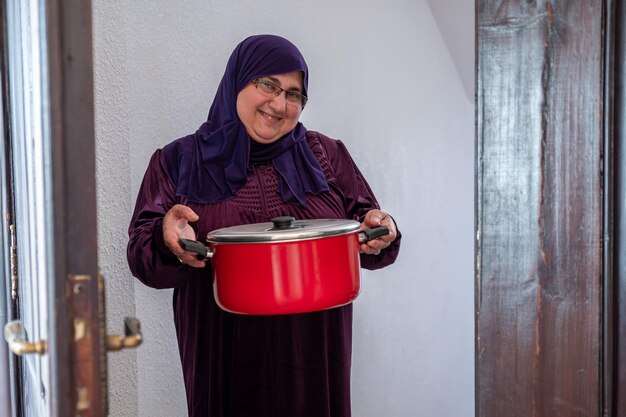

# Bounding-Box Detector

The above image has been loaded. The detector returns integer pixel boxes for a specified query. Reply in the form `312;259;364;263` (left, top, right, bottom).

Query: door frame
46;0;101;416
0;2;22;416
612;0;626;413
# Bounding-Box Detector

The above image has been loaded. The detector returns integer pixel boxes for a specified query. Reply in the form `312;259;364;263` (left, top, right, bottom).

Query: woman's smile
258;109;283;122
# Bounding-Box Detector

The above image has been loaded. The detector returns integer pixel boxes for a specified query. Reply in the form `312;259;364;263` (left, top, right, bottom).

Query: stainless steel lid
206;216;360;243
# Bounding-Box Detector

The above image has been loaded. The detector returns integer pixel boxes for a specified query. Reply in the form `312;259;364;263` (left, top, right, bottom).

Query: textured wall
92;2;138;417
92;1;474;416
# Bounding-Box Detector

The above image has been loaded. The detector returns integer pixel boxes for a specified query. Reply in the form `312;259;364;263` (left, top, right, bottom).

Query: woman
127;34;401;417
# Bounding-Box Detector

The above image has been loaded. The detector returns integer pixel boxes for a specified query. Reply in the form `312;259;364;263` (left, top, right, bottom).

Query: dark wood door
475;1;617;416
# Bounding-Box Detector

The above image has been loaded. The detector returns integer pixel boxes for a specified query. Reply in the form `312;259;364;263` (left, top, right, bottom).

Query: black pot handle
179;238;213;260
358;226;389;243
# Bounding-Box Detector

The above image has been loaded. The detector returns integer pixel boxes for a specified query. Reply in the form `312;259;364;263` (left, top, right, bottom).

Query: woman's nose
267;92;288;110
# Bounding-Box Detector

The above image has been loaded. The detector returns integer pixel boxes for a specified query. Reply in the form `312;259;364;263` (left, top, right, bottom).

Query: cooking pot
179;216;388;315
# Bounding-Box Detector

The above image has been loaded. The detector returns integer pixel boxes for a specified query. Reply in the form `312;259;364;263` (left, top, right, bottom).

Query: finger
363;209;383;227
363;238;391;251
177;252;206;268
359;243;382;255
377;216;397;242
359;238;390;254
184;257;206;268
171;204;199;222
163;205;200;252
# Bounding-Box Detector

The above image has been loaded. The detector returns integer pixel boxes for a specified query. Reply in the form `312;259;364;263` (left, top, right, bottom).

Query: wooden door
476;0;624;416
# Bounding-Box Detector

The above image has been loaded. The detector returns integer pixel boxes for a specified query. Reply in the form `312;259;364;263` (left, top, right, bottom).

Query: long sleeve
127;149;192;289
317;136;401;270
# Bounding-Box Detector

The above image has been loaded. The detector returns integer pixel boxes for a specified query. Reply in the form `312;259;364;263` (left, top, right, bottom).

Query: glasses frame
251;78;308;108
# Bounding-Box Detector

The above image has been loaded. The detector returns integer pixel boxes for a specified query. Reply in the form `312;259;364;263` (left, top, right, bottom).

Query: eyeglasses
251;78;308;108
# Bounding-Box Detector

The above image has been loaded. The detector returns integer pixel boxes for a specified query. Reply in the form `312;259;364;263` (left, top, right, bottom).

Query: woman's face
236;71;304;144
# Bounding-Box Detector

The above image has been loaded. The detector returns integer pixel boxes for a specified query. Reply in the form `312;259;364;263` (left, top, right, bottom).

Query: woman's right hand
163;204;206;268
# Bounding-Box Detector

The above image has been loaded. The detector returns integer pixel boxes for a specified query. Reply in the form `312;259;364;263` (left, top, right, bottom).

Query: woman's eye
285;92;299;102
259;80;274;90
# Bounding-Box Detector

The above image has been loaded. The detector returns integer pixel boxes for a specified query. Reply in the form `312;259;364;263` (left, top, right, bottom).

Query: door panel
476;0;626;415
476;1;604;416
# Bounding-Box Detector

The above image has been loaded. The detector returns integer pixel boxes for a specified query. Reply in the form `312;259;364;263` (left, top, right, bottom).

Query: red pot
179;216;388;315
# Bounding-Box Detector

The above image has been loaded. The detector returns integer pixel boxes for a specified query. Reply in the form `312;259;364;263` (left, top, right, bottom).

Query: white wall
93;1;474;416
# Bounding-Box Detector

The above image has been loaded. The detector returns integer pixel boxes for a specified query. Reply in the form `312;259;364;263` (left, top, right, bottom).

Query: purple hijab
162;34;328;206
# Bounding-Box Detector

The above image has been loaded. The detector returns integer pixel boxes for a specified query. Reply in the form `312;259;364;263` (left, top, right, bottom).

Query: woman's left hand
359;209;398;255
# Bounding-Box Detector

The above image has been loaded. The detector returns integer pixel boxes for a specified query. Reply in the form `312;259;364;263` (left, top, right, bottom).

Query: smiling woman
126;34;400;417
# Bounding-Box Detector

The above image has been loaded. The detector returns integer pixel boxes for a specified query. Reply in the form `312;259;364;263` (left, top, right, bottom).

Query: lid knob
271;216;296;230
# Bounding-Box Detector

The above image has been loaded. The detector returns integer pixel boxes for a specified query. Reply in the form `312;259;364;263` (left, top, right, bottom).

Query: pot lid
206;216;360;243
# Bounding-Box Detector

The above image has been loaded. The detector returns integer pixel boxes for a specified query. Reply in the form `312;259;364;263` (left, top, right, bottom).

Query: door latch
106;317;142;351
3;320;46;356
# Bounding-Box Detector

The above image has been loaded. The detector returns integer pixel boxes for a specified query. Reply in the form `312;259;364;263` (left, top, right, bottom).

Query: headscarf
162;34;328;206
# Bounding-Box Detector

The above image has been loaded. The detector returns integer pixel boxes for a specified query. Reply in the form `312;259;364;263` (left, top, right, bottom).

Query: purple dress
127;131;401;417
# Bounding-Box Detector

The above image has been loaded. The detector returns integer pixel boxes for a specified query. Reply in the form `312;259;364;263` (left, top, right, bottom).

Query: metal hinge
9;224;17;300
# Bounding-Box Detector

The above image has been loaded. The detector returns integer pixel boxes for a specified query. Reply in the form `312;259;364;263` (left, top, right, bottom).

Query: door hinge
9;224;17;300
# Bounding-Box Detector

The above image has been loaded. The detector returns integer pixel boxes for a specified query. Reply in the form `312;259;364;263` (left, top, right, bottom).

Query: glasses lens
284;92;301;103
255;79;277;95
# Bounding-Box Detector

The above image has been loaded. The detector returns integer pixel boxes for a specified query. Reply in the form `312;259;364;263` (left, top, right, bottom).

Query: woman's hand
163;204;206;268
359;209;398;255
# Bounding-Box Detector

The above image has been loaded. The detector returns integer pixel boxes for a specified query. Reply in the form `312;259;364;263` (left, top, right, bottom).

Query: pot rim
206;217;360;243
